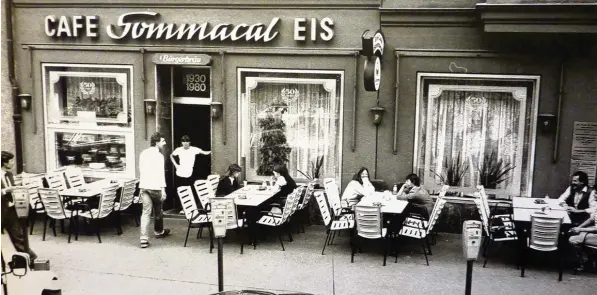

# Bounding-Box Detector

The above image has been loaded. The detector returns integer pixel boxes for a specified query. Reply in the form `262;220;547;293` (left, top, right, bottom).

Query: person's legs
149;190;165;235
569;233;589;268
2;209;37;260
139;189;154;245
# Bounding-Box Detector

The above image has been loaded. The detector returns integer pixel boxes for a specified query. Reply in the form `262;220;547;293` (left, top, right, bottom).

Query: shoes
140;241;150;248
155;229;171;238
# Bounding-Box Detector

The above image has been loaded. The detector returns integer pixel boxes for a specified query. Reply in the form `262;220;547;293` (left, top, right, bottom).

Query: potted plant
256;113;292;176
297;155;325;188
432;152;469;195
477;150;515;191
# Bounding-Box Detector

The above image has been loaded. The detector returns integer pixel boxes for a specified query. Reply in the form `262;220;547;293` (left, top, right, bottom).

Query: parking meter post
218;237;224;292
462;220;482;295
465;260;473;295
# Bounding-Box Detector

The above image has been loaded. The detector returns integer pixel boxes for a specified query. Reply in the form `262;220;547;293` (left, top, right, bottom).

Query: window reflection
54;132;126;172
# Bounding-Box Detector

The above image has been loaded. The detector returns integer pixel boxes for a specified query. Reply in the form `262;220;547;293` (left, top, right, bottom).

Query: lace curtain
427;90;520;189
63;76;124;118
247;82;340;181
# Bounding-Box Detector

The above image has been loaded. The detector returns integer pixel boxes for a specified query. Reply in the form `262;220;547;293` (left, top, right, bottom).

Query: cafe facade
5;0;597;222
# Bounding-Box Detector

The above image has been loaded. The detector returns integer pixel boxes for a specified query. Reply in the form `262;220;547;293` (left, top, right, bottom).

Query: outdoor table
512;197;566;211
513;208;571;224
226;185;276;207
358;191;409;214
59;178;127;198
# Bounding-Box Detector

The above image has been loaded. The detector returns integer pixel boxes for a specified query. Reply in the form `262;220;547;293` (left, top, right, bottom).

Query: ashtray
534;199;547;204
110;180;119;184
238;195;247;199
372;202;382;206
78;188;88;192
258;186;266;191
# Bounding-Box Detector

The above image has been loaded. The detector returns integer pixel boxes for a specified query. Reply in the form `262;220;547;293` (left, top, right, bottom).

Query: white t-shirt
172;146;202;178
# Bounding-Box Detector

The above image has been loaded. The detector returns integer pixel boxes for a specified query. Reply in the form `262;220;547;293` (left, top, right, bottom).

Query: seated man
558;171;595;224
397;173;433;217
568;212;597;272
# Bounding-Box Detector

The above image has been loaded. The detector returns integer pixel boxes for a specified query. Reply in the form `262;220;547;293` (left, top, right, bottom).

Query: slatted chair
255;188;300;251
177;186;213;249
64;167;85;188
314;191;355;255
131;183;141;226
396;193;447;266
113;179;138;235
351;205;390;266
37;188;79;243
21;175;46;235
474;185;518;268
77;185;119;243
324;181;353;220
295;182;315;233
44;172;68;191
207;174;220;196
209;196;249;254
520;214;564;281
194;179;214;211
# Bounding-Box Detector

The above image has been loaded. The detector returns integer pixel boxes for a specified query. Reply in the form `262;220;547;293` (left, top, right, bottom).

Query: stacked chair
178;185;212;249
520;214;564;281
351;205;390;266
255;187;302;251
77;185;119;243
112;179;139;235
314;190;354;255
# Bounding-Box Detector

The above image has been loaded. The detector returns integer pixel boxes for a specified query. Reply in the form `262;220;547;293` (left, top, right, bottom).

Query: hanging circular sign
361;29;385;57
364;56;381;92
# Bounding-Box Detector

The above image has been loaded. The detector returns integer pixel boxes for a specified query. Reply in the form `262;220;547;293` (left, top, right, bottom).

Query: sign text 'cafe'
43;12;335;42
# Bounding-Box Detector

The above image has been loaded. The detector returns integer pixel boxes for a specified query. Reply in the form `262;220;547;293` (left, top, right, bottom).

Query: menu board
570;121;597;185
173;67;211;98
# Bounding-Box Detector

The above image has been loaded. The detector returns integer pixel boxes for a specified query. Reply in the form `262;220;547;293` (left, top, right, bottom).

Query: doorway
172;103;212;181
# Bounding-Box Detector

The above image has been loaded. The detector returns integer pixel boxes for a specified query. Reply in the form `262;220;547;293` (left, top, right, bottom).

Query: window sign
173;67;211;99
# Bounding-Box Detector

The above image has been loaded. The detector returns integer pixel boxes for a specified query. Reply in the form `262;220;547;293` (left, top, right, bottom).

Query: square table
357;192;409;214
513;208;571;224
512;197;566;211
226;185;276;207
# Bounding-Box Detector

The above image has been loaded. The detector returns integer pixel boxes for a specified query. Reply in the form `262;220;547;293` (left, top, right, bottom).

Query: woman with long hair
216;164;242;196
270;163;297;206
341;167;375;206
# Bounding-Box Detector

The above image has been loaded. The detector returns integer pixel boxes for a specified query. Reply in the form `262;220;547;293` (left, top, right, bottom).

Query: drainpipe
5;0;24;173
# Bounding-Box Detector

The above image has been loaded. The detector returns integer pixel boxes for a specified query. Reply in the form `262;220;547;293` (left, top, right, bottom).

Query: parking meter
462;220;482;260
211;199;230;238
462;220;482;295
12;187;30;219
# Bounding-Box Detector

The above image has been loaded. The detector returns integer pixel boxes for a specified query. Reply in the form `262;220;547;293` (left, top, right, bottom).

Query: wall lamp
144;99;156;116
370;106;386;126
18;94;32;110
211;101;223;119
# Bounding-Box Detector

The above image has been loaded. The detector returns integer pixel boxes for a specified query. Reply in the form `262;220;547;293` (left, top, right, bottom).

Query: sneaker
140;241;150;248
155;229;171;238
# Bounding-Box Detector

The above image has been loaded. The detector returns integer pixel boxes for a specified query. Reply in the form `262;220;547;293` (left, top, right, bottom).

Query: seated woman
341;167;375;207
269;164;298;212
397;173;433;217
216;164;242;197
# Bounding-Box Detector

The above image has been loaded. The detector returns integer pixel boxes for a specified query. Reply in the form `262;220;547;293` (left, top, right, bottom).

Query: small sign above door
173;67;211;99
152;53;212;65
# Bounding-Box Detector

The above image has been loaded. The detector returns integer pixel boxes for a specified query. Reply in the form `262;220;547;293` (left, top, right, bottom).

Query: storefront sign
570;121;597;185
43;12;334;43
152;54;211;65
173;67;211;98
362;29;385;92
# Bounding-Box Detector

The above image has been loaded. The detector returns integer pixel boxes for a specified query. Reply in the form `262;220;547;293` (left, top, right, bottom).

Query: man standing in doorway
170;135;211;187
139;132;171;248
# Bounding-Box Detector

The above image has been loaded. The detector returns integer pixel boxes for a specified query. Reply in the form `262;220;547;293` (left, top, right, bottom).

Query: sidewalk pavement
24;217;596;295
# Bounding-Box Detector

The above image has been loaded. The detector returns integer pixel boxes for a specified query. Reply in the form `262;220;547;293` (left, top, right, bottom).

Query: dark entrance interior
172;103;212;182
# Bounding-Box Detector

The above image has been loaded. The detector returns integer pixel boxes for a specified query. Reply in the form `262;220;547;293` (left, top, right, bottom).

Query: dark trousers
1;207;37;260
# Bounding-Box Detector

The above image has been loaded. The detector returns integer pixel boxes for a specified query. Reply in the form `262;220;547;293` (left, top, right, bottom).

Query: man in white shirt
170;135;211;187
138;133;171;248
558;171;595;225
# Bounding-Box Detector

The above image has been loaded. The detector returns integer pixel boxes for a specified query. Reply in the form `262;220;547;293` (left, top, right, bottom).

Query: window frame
236;68;344;183
42;63;135;178
413;73;540;197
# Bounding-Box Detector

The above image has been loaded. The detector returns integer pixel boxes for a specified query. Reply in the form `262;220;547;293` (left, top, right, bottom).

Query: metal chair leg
322;230;332;255
51;220;57;237
67;217;74;243
28;212;36;235
184;221;192;247
350;235;356;263
95;219;102;243
42;216;49;241
421;238;429;266
278;228;285;251
383;238;388;266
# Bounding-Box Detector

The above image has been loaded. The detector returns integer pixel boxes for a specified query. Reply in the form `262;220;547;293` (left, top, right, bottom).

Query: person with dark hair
138;132;171;248
216;164;242;196
341;167;375;207
397;173;433;216
559;171;594;224
270;164;297;206
1;151;38;262
170;135;211;188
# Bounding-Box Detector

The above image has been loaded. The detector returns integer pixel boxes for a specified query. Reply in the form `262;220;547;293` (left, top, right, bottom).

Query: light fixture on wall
18;94;32;110
211;101;223;119
538;113;557;134
144;99;156;116
370;106;386;126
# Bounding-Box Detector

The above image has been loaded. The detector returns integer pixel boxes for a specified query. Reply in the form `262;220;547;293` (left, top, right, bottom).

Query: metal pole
465;260;473;295
217;237;224;292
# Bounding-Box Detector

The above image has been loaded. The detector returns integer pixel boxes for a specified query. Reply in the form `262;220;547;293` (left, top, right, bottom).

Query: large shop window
414;74;540;197
43;64;134;178
238;69;344;183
